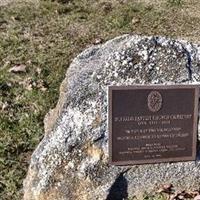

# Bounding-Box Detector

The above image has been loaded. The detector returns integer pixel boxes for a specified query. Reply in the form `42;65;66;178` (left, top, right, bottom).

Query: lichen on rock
24;35;200;200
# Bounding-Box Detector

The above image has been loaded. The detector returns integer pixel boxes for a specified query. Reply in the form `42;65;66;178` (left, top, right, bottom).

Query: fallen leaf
36;67;42;75
40;86;47;92
26;84;33;91
169;194;177;200
9;64;27;73
157;188;165;193
132;18;140;24
194;195;200;200
163;183;173;190
157;184;172;194
11;16;15;21
178;194;185;199
190;190;200;197
93;38;103;45
1;101;9;111
177;191;187;200
26;60;32;64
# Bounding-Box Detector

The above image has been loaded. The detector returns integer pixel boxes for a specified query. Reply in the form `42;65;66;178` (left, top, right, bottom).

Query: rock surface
24;35;200;200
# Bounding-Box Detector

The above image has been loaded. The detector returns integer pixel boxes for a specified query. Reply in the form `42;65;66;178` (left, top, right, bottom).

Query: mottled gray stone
24;35;200;200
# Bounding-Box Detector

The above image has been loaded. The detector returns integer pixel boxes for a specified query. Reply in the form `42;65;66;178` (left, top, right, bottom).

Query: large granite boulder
24;35;200;200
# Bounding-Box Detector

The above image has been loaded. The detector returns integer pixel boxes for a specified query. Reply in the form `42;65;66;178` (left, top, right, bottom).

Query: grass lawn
0;0;200;199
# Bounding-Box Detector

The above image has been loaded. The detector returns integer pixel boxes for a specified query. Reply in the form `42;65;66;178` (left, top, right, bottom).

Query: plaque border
108;84;199;166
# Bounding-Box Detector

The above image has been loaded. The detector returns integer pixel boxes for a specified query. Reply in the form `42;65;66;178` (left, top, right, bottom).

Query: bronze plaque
108;85;199;165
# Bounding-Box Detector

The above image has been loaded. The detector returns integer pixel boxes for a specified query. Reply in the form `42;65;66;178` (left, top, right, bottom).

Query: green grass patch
0;0;200;199
167;0;183;7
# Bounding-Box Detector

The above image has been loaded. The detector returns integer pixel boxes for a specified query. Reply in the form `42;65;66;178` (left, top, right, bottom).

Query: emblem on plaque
147;91;162;112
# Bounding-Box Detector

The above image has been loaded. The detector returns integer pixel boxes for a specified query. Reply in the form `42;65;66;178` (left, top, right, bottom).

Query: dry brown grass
1;0;200;199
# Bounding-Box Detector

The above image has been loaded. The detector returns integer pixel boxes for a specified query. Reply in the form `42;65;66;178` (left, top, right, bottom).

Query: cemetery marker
109;85;199;165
